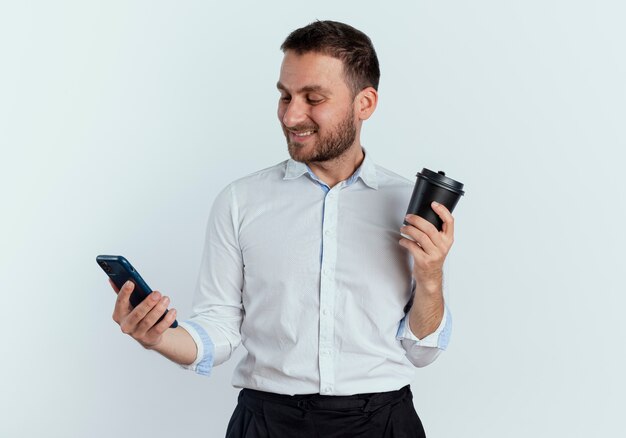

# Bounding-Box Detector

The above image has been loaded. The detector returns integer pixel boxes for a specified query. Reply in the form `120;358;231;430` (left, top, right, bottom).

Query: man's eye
307;97;323;105
280;96;291;102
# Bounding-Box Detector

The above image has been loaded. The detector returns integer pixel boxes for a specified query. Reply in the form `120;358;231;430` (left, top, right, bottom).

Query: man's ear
355;86;378;121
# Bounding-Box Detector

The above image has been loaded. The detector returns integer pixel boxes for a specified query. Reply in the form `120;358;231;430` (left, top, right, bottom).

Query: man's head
280;20;380;97
277;21;379;164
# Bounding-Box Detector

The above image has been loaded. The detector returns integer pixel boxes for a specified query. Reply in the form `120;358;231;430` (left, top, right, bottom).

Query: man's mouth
287;128;317;142
290;129;316;137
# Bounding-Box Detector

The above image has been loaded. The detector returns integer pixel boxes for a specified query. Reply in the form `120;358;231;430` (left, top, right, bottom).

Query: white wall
1;1;624;437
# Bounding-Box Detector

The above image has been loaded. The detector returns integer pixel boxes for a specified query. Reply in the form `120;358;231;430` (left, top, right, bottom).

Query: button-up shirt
180;150;451;396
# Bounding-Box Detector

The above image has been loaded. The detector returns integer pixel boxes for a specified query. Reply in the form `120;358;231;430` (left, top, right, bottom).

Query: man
111;20;455;437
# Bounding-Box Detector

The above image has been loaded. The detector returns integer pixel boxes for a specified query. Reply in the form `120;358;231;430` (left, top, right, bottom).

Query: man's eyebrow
276;82;330;94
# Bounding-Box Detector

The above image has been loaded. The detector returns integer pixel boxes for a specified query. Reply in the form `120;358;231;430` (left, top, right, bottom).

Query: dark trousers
225;385;426;438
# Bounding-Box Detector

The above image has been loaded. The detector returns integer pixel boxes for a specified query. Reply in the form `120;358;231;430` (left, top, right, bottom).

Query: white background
1;1;625;437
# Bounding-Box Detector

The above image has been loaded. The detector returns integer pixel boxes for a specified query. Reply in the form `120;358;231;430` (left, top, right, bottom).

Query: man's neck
306;145;365;188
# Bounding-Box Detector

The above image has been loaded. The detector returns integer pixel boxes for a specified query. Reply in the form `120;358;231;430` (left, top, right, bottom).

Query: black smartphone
96;255;178;328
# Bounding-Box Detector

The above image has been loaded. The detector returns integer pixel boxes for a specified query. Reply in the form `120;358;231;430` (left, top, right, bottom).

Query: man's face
277;51;358;163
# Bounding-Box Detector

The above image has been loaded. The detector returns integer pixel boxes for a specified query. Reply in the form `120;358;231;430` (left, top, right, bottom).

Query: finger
149;308;177;337
404;214;443;248
121;290;162;331
113;280;135;322
398;236;423;257
400;225;437;255
135;295;171;337
432;202;455;239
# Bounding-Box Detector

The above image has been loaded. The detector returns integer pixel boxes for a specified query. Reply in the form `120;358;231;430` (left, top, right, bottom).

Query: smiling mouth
290;130;316;137
286;128;318;143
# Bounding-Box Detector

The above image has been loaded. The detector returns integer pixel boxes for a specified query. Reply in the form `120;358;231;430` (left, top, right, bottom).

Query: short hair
280;20;380;96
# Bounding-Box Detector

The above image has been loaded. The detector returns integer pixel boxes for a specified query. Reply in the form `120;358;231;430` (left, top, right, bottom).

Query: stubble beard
285;108;357;164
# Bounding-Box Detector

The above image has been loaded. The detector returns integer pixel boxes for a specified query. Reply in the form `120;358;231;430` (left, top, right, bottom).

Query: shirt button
323;268;329;275
325;387;332;393
322;308;328;315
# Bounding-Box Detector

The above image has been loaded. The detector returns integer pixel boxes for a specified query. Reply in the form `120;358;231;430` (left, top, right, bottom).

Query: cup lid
417;168;465;195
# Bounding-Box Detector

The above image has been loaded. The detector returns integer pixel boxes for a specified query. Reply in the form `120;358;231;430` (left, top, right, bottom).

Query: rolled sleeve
396;304;452;367
180;184;244;376
178;320;214;376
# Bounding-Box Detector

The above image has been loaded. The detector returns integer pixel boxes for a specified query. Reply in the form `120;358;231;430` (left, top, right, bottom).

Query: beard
284;106;357;164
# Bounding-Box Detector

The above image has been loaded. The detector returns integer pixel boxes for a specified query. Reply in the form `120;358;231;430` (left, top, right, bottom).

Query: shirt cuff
178;320;215;376
396;304;452;350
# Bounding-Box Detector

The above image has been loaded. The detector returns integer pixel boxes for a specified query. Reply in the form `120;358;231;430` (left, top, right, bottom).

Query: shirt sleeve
179;184;244;376
396;303;452;368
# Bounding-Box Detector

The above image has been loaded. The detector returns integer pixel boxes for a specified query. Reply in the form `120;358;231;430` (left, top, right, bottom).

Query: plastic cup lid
417;168;465;195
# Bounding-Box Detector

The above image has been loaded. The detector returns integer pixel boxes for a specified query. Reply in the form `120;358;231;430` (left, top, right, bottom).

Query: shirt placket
318;183;341;395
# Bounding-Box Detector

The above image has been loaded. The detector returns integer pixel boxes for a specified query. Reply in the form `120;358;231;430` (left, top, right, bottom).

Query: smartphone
96;255;178;328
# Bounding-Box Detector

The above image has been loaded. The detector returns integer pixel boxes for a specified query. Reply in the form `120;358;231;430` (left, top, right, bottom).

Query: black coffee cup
403;168;465;233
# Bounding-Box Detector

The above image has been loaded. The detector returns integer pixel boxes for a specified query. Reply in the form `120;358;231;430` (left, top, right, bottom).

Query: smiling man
110;20;454;437
277;53;362;168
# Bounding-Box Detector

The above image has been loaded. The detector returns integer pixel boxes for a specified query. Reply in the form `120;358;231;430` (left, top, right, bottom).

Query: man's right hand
110;280;178;350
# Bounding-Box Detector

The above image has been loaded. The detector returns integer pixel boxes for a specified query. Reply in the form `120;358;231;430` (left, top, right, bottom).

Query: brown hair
280;20;380;96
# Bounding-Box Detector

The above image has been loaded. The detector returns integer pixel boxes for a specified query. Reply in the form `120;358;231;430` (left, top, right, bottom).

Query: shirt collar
283;148;379;190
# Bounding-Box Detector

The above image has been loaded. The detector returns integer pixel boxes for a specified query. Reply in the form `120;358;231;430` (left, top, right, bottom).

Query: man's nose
281;99;308;128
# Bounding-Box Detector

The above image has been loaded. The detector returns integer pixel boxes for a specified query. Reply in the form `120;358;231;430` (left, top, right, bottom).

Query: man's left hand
399;201;455;291
398;202;454;339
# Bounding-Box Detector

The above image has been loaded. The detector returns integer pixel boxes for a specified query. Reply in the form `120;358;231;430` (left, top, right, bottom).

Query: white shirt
180;150;451;396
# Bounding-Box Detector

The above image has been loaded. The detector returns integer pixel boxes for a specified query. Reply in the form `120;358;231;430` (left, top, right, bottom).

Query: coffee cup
402;168;465;237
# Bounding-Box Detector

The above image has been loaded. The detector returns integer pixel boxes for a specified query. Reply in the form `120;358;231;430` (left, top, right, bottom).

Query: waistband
239;385;412;413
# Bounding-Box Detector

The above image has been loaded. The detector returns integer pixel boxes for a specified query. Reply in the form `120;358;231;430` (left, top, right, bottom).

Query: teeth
293;130;315;137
